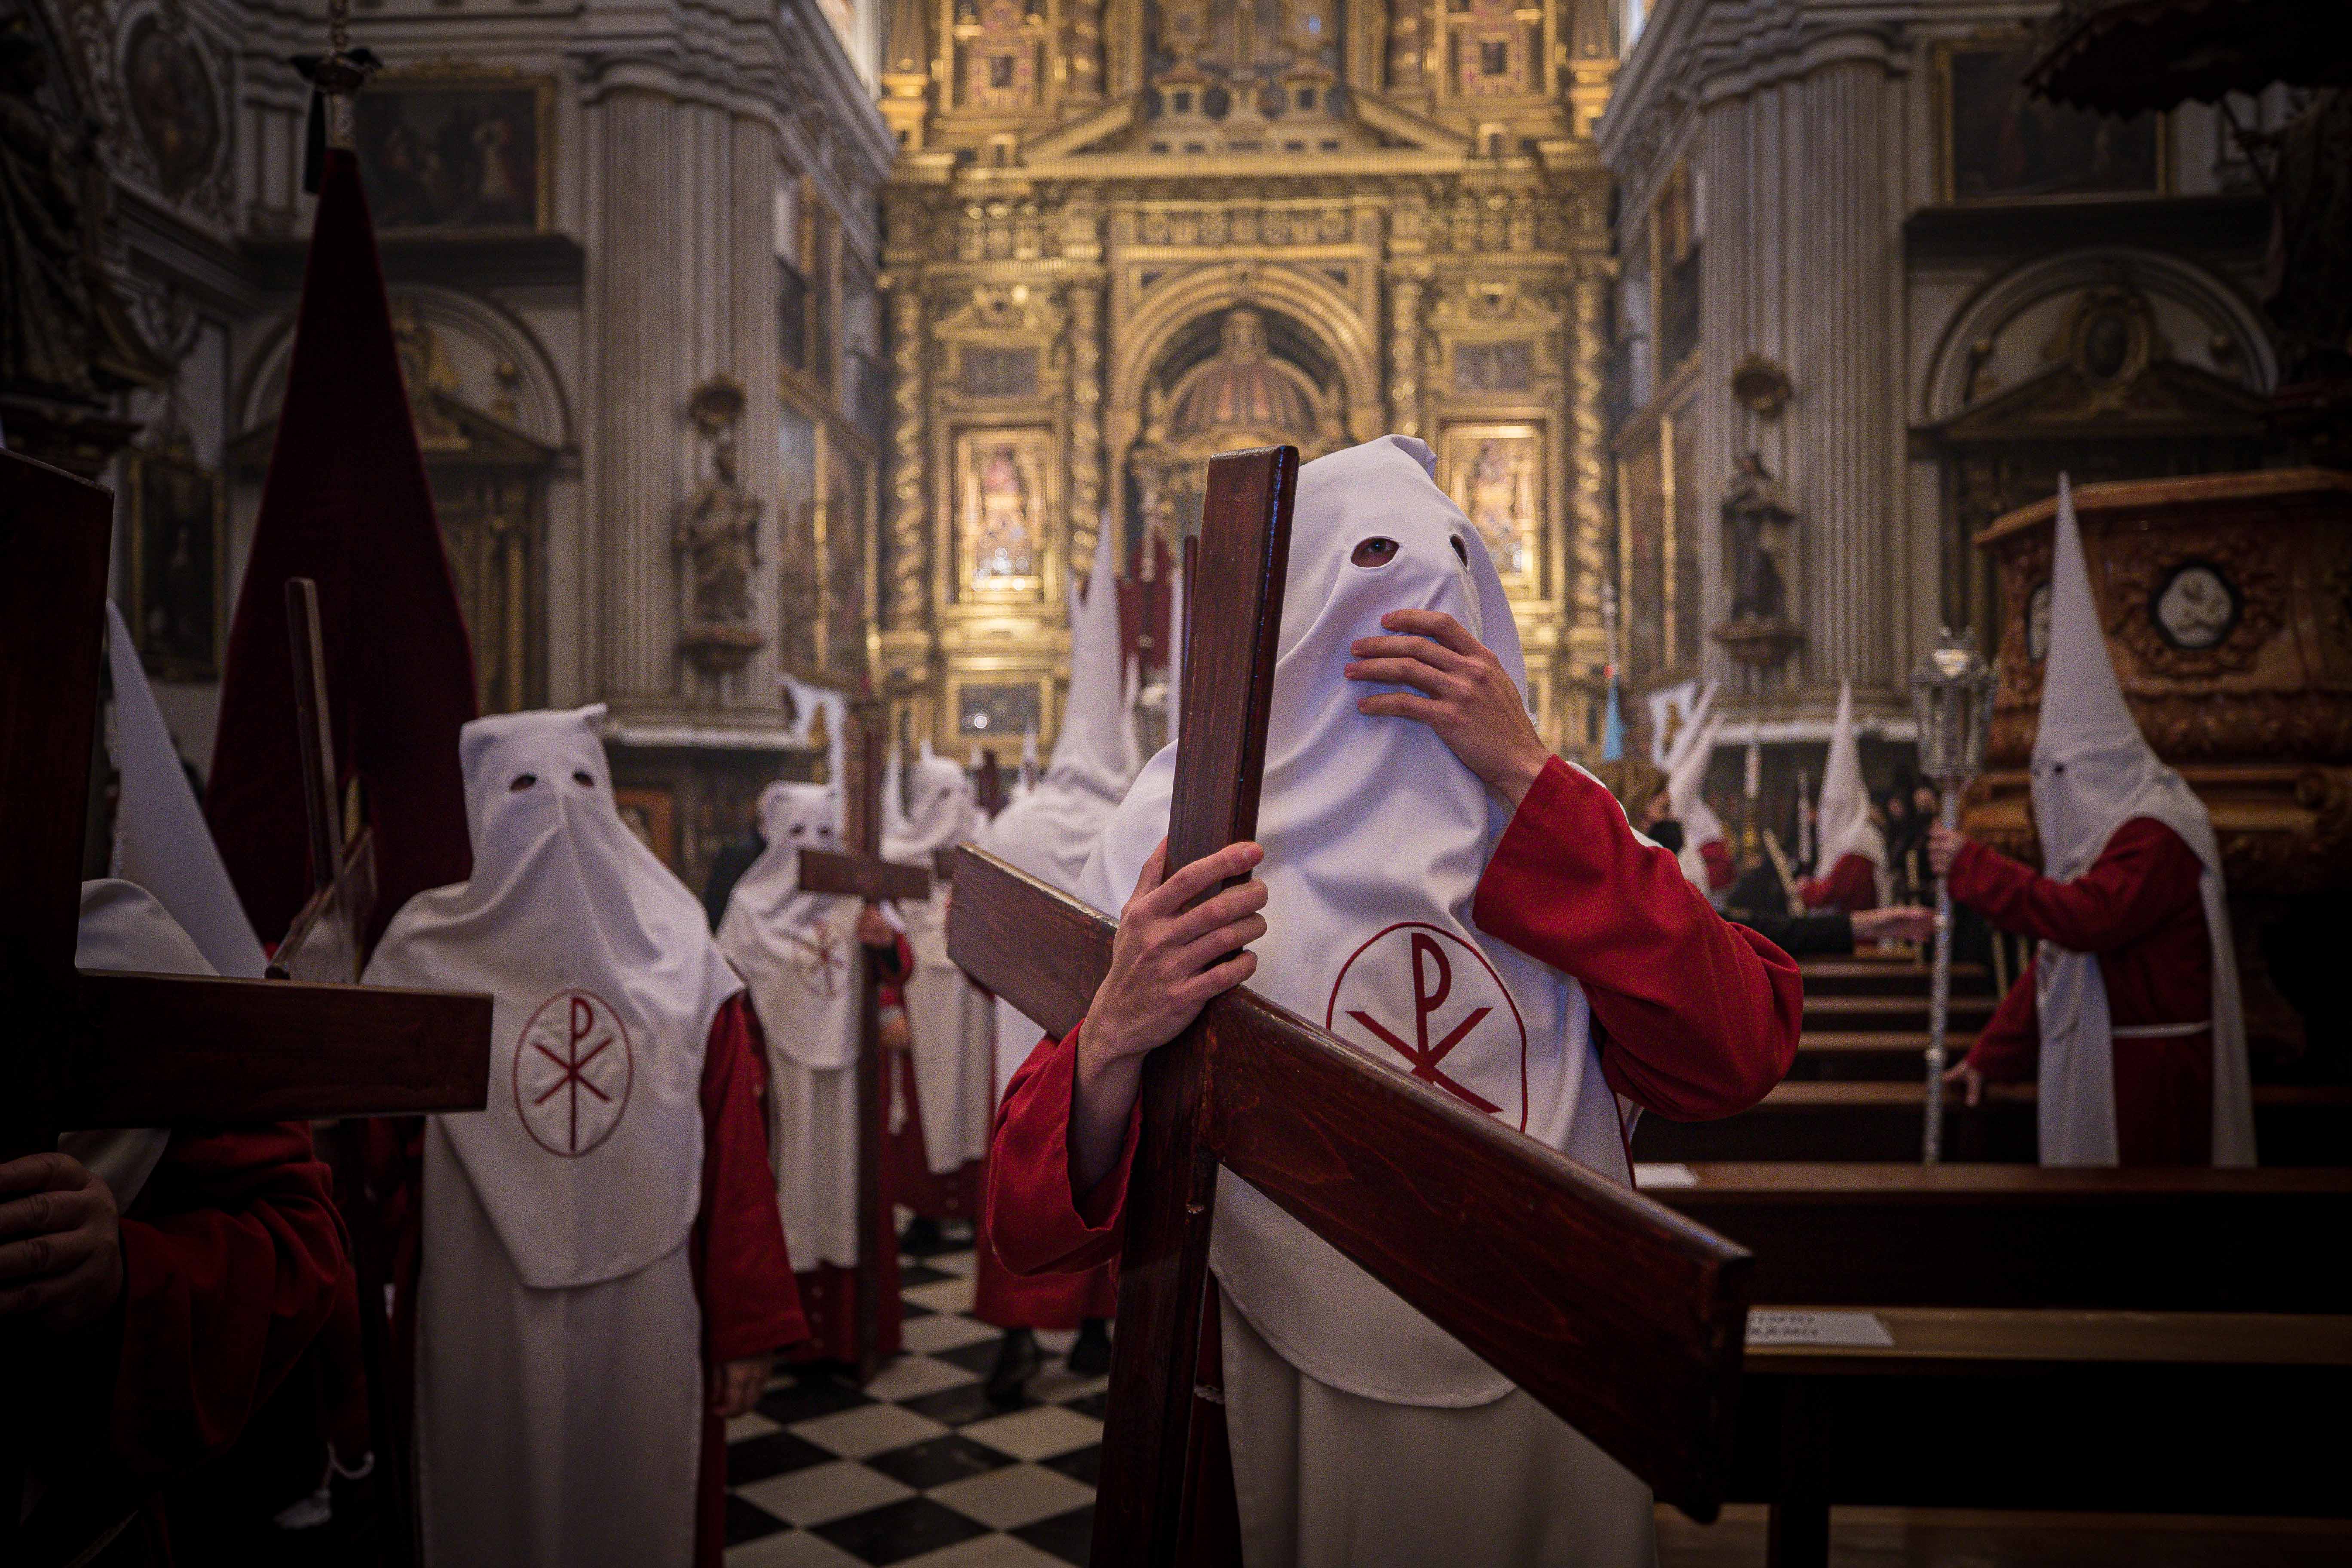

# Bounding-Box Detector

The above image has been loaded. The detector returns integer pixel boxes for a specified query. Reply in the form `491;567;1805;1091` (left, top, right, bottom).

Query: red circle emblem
513;989;634;1156
787;919;849;999
1325;922;1529;1131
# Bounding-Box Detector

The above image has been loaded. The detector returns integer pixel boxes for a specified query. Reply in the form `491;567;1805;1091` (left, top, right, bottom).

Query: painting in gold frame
125;439;227;683
1933;37;2164;205
614;786;677;870
352;70;555;233
1439;424;1543;591
954;428;1054;602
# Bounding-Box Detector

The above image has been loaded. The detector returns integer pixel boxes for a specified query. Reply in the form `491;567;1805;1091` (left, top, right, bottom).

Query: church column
1065;278;1105;581
585;87;683;704
1786;56;1897;695
884;276;930;633
1387;271;1428;440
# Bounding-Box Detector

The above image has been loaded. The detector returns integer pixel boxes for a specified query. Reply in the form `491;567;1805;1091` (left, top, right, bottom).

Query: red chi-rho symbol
787;920;848;998
514;989;634;1156
1325;922;1528;1131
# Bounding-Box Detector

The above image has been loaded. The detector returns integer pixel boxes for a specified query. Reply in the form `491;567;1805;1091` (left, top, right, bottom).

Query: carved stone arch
1921;247;2276;425
236;286;573;449
1112;264;1378;424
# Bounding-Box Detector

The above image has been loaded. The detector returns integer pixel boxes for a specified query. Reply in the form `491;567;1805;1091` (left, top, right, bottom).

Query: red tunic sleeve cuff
984;1023;1139;1276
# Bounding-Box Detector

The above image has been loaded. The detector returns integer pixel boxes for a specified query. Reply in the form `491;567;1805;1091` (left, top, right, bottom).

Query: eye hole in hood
1351;536;1399;568
508;773;538;793
1449;534;1469;567
572;770;595;788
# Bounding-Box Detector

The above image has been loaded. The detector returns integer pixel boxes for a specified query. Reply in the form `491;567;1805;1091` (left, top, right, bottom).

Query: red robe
693;998;810;1567
1799;850;1880;913
24;1122;345;1563
1951;819;2215;1165
984;759;1801;1531
881;935;987;1228
972;1028;1116;1332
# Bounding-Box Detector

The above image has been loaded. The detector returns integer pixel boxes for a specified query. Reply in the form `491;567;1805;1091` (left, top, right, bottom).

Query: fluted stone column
584;88;782;720
1787;58;1896;694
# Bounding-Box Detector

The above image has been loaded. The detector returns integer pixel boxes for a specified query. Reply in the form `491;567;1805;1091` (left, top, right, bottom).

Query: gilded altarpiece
881;0;1620;757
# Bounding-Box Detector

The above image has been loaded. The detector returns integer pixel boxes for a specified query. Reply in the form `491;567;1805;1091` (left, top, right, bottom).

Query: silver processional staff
1911;628;1995;1164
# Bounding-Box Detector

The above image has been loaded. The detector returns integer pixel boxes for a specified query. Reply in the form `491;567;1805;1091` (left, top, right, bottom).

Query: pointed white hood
1666;713;1726;891
366;706;743;1287
884;752;979;863
1815;680;1888;898
717;782;862;1072
1080;435;1624;1407
2030;477;2254;1166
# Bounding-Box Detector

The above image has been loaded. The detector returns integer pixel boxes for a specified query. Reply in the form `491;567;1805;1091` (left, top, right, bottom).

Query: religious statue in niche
1712;451;1803;669
1461;439;1533;576
960;434;1046;596
122;18;221;202
675;377;766;678
0;20;169;433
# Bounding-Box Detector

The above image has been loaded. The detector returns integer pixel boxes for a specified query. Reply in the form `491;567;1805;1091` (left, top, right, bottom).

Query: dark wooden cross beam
949;447;1755;1565
0;452;494;1563
790;692;931;1381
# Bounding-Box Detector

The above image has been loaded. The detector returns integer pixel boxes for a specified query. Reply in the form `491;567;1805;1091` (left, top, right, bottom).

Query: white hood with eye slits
1080;435;1626;1408
717;782;863;1072
365;705;743;1289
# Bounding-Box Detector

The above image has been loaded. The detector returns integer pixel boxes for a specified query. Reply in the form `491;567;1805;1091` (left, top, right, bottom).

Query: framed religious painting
952;428;1056;603
613;786;677;869
949;677;1045;741
124;437;227;683
1935;37;2165;203
121;16;224;201
352;69;554;233
1438;423;1544;595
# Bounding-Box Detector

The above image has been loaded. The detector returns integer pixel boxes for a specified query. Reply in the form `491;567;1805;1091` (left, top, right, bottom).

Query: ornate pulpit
1968;468;2352;1062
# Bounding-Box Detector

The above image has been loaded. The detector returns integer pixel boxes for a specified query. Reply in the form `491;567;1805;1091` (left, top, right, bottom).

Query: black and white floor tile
725;1232;1106;1567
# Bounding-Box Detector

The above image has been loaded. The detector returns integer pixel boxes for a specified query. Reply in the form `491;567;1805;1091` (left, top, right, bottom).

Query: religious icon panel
954;428;1055;601
125;438;227;683
1936;37;2163;204
1439;424;1543;592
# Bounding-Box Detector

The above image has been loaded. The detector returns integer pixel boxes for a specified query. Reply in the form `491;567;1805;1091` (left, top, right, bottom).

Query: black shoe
985;1329;1043;1407
899;1214;944;1256
1066;1317;1112;1376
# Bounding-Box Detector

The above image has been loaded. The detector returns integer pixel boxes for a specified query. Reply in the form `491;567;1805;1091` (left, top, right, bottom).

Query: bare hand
1927;824;1968;878
854;906;894;948
1942;1058;1983;1108
1347;610;1550;808
1071;839;1266;1191
709;1353;773;1418
0;1152;125;1332
1853;905;1936;944
1084;839;1267;1067
877;1006;912;1053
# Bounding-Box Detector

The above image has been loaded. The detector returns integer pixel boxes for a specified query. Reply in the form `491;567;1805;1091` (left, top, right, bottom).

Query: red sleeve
983;1023;1141;1277
1967;962;2042;1082
110;1122;347;1479
1948;818;2201;954
693;996;807;1364
1798;853;1880;913
1473;758;1802;1121
1700;839;1736;892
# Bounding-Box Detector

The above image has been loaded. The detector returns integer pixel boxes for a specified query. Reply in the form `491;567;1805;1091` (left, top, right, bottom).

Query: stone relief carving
674;377;765;677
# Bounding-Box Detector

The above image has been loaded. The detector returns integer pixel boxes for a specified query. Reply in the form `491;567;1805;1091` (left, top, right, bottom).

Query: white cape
1080;436;1650;1565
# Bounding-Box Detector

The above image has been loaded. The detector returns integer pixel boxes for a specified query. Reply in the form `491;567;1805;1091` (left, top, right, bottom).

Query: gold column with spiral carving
885;279;928;633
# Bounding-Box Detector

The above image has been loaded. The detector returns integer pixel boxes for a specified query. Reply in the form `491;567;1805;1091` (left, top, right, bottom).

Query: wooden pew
1632;1081;2352;1165
1796;958;1991;998
1788;1030;1978;1083
1639;1164;2352;1311
1735;1308;2352;1568
1800;991;1996;1037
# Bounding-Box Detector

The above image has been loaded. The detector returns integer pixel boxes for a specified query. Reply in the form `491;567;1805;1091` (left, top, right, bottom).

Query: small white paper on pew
1745;1310;1894;1348
1632;1163;1698;1189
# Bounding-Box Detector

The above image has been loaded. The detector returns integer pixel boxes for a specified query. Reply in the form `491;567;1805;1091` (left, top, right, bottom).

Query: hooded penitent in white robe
1079;435;1653;1568
1812;679;1890;904
882;753;995;1175
2029;478;2256;1167
1664;709;1727;896
717;782;865;1265
977;527;1143;1097
366;707;744;1568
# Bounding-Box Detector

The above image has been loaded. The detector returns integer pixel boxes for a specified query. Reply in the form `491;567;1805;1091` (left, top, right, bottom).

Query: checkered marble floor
724;1234;1105;1568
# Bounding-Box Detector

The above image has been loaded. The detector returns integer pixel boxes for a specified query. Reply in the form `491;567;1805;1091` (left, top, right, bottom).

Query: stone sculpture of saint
1723;450;1795;625
676;438;763;628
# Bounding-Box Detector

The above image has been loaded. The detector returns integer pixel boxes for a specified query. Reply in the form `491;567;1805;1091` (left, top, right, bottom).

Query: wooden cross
0;451;493;1561
949;447;1755;1564
788;691;930;1381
